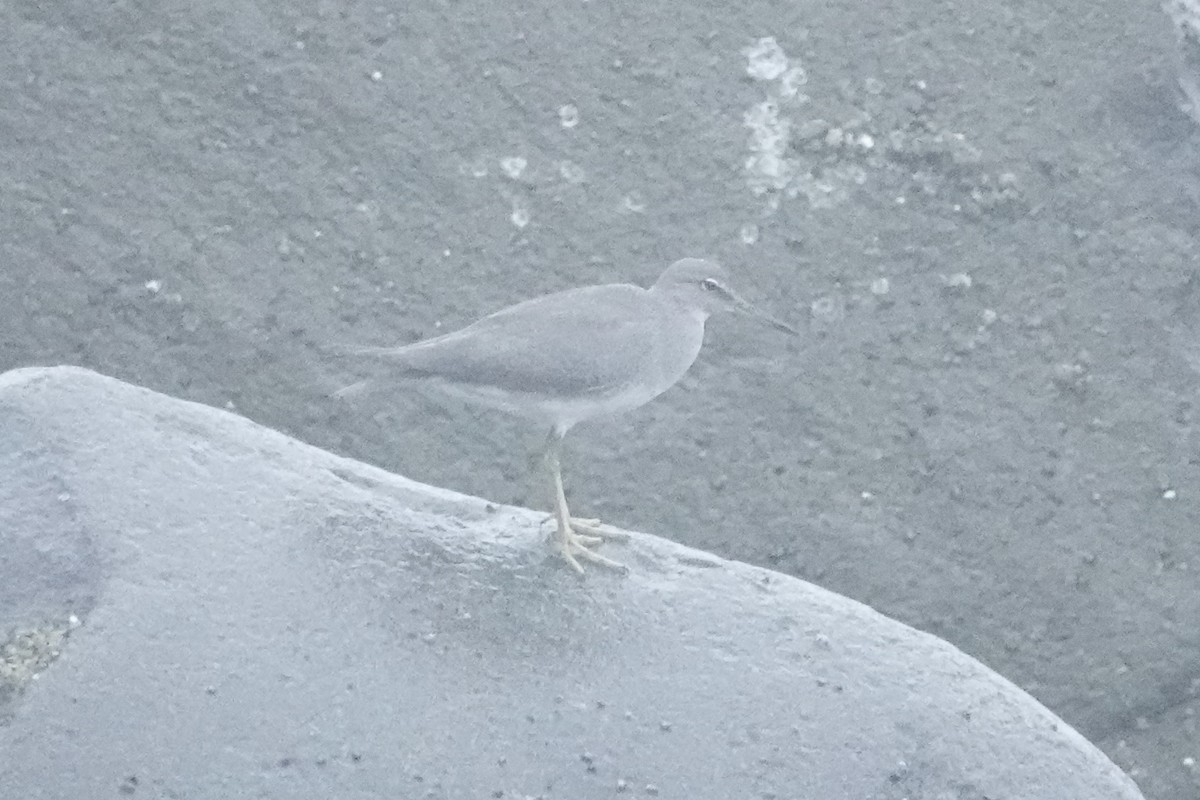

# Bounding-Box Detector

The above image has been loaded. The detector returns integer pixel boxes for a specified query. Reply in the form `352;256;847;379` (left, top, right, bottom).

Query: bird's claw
557;525;628;573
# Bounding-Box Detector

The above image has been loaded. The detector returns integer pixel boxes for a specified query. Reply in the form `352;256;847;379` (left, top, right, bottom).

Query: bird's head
653;258;798;335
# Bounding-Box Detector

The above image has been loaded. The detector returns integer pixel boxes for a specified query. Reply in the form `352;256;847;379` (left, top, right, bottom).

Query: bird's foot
569;517;632;542
557;524;628;574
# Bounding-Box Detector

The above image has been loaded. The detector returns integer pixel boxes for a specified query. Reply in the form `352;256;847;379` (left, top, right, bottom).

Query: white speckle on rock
811;295;844;322
558;104;579;128
870;277;890;296
558;160;586;184
779;66;808;99
743;99;795;193
510;201;530;229
620;193;646;214
743;37;790;81
500;156;527;180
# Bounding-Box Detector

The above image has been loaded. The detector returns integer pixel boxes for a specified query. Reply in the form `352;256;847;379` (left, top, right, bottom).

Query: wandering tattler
336;258;797;573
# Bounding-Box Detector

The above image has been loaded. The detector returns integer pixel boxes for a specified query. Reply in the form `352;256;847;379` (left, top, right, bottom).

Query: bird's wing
354;284;657;399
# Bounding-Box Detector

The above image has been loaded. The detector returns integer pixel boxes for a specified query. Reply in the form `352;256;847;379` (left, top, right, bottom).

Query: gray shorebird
335;258;797;573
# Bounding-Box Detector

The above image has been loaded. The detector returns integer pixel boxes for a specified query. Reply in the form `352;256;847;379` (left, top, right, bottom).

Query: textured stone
0;367;1142;800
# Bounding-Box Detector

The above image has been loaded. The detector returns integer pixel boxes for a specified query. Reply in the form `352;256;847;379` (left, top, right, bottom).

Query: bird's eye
701;278;720;291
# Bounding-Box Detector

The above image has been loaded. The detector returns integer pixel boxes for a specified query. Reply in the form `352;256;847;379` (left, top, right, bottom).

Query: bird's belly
433;378;662;431
568;381;663;418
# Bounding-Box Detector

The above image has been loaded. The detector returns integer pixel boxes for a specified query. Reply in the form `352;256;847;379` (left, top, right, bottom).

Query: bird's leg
545;428;626;573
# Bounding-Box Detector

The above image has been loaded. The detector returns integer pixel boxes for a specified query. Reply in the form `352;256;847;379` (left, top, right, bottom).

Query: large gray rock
0;367;1143;800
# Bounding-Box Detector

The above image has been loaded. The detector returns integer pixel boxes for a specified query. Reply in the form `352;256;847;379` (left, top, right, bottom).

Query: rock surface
0;367;1142;799
1166;0;1200;127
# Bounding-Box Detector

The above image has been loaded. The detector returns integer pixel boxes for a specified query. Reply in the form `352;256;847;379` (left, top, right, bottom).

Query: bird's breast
646;306;707;398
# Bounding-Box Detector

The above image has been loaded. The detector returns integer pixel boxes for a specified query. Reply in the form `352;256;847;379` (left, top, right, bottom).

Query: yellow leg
545;429;627;573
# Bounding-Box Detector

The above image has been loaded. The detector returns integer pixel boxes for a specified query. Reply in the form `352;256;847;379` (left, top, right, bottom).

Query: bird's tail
328;342;422;399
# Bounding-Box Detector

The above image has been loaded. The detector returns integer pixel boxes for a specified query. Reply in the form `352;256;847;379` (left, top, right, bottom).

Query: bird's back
356;283;666;397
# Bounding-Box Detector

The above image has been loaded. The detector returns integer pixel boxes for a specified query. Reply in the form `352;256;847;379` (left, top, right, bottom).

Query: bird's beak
726;289;801;336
